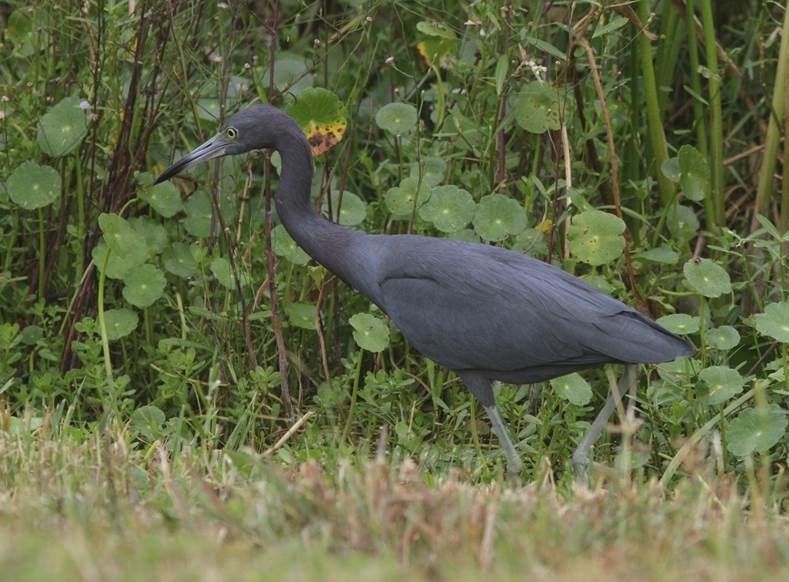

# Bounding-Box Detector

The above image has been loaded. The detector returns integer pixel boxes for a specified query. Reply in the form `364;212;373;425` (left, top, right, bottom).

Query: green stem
638;1;675;207
660;387;756;486
755;0;789;230
340;350;364;444
37;207;46;301
97;248;113;383
685;0;716;230
699;0;725;225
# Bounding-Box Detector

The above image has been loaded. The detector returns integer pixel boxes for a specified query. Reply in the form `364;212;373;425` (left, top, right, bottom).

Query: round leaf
550;373;593;406
7;161;61;210
285;302;317;331
287;88;347;156
385;177;431;218
322;191;367;226
754;302;789;343
273;53;313;95
408;157;446;187
418;185;476;233
182;191;212;238
568;210;626;266
92;242;132;280
375;103;418;135
103;308;139;341
131;405;166;441
683;259;731;298
163;243;198;278
472;194;526;242
667;204;699;240
130;217;168;257
514;82;562;134
122;264;166;308
726;405;787;458
140;181;183;218
349;313;390;352
700;365;744;406
272;224;310;266
707;326;740;350
656;313;700;335
98;213;148;269
678;145;709;202
37;96;88;157
210;257;249;289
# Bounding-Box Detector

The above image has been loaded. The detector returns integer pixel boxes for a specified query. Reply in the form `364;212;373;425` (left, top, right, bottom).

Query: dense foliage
1;0;788;488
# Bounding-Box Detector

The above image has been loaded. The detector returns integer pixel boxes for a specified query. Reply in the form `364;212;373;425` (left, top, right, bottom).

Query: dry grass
0;428;787;581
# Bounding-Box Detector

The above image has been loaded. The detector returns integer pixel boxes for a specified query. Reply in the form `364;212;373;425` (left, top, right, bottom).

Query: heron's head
155;105;297;184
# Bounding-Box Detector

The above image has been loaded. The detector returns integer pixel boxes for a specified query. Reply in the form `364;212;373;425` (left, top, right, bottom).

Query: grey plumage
156;105;692;479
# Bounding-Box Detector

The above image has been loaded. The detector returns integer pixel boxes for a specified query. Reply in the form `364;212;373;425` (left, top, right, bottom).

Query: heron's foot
572;452;590;486
507;456;524;476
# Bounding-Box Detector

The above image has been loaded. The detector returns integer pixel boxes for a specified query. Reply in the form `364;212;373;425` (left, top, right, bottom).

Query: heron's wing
377;239;688;375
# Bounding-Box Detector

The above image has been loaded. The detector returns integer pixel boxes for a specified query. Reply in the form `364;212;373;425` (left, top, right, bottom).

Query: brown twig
262;410;316;457
577;39;646;311
262;0;294;420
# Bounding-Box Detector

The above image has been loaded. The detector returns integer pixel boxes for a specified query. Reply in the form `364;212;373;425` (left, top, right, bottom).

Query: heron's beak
155;134;230;184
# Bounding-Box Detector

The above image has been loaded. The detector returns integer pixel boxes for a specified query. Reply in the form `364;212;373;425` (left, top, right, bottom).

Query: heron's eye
226;127;239;140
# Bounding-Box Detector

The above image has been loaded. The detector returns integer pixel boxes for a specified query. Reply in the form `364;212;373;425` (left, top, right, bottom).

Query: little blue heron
156;105;692;478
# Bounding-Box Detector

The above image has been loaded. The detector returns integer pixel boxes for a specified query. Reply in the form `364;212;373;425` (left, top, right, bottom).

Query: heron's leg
572;365;639;483
485;404;524;475
460;373;523;475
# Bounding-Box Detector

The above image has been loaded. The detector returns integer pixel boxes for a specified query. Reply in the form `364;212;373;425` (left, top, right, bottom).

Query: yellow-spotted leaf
286;88;347;157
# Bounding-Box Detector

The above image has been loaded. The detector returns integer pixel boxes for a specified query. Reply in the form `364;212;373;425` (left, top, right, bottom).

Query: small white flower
79;100;90;110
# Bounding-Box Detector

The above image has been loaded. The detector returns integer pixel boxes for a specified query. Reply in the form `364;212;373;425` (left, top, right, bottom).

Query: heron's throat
272;134;375;299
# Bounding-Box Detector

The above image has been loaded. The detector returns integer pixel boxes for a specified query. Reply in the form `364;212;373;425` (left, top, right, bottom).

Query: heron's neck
273;130;378;300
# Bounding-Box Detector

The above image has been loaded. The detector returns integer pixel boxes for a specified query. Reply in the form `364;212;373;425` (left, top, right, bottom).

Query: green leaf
667;204;699;240
349;313;390;352
122;264;166;308
592;15;629;38
661;157;680;183
37;96;88;157
130;217;168;257
567;210;626;266
272;224;310;266
322;191;367;226
98;213;148;269
91;242;132;280
754;301;789;343
385;177;431;218
131;405;166;441
210;257;249;289
182;191;213;238
656;313;700;335
683;259;732;298
139;181;183;218
550;373;593;406
419;185;476;233
7;161;61;210
375;103;418;135
726;405;787;458
287;88;347;156
472;193;526;241
700;365;745;406
163;243;198;278
273;52;313;95
514;82;562;134
678;145;709;202
635;245;679;265
415;21;456;39
707;326;740;350
103;308;138;341
408;157;446;187
285;302;317;331
495;55;509;96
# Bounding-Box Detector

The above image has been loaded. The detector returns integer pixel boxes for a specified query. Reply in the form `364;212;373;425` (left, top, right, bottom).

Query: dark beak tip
153;174;167;185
